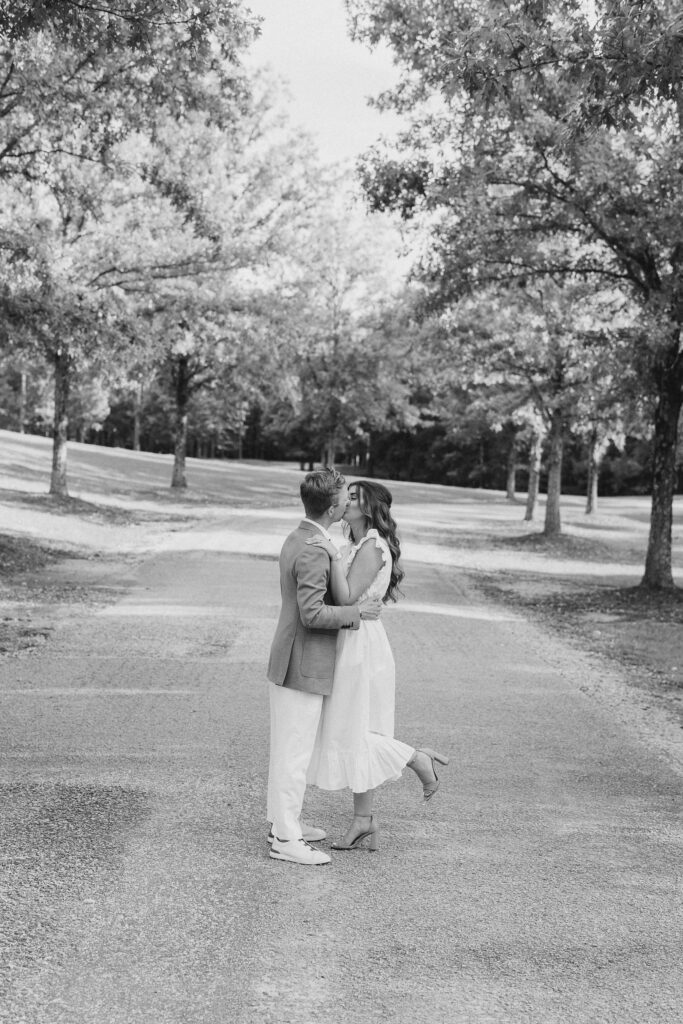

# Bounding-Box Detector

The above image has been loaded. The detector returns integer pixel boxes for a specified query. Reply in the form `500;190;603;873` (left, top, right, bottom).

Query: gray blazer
267;520;360;696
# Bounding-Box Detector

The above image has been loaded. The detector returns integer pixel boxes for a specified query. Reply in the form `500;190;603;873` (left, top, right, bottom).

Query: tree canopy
1;0;681;591
347;0;683;588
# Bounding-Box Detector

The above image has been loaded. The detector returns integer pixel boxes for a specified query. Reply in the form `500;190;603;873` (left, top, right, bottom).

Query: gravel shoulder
472;531;683;743
0;489;197;657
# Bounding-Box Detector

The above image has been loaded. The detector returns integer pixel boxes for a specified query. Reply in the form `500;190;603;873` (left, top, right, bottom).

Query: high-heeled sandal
331;814;379;852
409;748;450;801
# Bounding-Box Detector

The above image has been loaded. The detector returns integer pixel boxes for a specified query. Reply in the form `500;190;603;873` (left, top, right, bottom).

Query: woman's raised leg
407;748;450;801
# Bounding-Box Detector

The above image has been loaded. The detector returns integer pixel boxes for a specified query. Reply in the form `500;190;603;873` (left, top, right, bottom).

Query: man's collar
302;517;333;542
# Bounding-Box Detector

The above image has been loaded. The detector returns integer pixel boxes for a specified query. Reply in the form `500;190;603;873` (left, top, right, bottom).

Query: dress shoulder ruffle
347;528;390;569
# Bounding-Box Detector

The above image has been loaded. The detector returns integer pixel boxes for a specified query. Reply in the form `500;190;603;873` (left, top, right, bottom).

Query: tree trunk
524;430;542;522
133;380;143;452
366;432;375;477
641;348;683;590
585;429;600;515
477;437;485;486
543;409;564;538
506;434;518;501
49;347;70;498
171;354;190;490
18;370;26;433
322;434;336;467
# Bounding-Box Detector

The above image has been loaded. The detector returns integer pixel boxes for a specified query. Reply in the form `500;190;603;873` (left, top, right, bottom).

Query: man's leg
267;683;323;841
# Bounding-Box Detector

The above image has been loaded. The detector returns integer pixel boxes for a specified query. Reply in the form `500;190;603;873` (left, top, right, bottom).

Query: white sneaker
267;822;327;845
269;837;331;865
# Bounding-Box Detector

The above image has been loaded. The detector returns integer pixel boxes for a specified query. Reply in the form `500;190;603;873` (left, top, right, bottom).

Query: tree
123;79;322;488
348;0;683;587
2;282;129;495
0;160;207;495
0;2;260;494
0;343;52;433
0;2;256;181
261;190;415;467
419;278;633;535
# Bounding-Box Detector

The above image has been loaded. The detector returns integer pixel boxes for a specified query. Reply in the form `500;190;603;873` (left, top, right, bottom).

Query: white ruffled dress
307;529;415;793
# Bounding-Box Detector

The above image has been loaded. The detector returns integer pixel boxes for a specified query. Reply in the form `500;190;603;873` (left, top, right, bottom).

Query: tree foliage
348;0;683;587
257;187;417;467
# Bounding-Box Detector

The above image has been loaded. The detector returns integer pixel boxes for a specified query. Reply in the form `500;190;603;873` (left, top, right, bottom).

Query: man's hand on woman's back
359;596;383;620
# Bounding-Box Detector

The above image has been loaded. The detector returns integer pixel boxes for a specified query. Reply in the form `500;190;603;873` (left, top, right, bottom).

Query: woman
306;480;449;852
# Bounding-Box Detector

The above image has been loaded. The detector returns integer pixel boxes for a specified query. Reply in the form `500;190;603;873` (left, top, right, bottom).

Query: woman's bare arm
343;542;383;603
307;536;383;605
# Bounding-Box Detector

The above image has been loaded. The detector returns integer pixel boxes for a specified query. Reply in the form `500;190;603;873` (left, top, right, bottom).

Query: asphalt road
1;515;682;1024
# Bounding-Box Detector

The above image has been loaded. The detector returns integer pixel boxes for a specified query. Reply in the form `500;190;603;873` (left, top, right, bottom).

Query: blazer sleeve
295;544;360;630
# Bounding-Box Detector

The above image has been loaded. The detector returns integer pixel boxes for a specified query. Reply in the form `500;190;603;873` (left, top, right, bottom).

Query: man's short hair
300;467;346;518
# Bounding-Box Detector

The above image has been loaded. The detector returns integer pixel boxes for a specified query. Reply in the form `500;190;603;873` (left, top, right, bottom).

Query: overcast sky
244;0;402;165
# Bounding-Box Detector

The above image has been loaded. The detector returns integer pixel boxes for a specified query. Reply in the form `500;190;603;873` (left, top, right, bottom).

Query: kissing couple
266;466;449;865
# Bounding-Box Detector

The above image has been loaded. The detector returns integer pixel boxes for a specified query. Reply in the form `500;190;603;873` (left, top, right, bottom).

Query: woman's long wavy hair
346;480;405;603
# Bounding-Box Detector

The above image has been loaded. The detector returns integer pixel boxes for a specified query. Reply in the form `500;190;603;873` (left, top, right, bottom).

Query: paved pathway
1;521;682;1024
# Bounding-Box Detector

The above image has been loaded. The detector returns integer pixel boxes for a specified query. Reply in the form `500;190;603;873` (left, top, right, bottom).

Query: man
266;467;382;866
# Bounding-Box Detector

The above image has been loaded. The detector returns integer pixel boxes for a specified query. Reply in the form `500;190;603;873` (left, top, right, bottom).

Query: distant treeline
2;388;659;498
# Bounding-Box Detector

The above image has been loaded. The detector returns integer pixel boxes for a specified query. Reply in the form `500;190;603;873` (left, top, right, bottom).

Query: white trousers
267;682;324;841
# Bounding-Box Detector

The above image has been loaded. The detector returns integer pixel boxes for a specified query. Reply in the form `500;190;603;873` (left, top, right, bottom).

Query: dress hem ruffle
308;732;414;793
